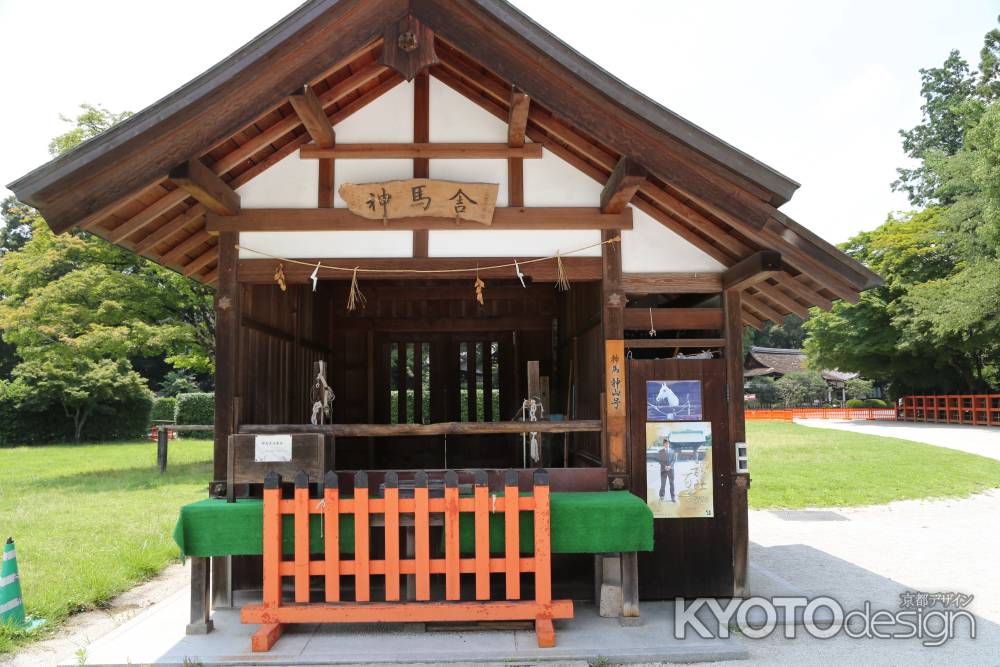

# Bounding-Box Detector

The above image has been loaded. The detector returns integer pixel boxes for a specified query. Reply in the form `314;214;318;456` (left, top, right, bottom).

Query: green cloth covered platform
173;491;652;558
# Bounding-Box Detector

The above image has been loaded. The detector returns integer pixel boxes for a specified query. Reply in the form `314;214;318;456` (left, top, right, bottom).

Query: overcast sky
0;0;996;244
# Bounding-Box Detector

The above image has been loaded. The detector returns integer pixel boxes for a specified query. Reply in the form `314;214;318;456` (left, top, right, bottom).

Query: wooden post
602;230;627;487
186;556;213;634
214;231;241;481
724;287;750;597
157;427;169;474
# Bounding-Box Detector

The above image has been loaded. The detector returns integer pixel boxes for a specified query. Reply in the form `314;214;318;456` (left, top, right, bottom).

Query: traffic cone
1;537;26;627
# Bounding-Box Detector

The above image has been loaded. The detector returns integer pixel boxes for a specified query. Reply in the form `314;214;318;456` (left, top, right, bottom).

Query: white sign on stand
255;434;293;462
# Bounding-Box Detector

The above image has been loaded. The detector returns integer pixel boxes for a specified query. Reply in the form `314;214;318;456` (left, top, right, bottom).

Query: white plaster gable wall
235;75;725;271
236;152;317;208
620;208;726;272
239;231;412;259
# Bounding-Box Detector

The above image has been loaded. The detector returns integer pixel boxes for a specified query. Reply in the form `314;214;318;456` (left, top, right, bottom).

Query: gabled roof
744;347;859;383
6;0;880;324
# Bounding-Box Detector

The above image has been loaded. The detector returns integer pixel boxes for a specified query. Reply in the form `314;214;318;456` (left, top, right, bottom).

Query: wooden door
627;357;735;599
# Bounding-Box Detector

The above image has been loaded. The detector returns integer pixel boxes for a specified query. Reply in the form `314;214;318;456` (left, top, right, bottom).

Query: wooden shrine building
8;0;879;624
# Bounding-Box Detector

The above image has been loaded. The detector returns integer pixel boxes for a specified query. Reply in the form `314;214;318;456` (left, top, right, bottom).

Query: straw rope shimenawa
235;236;621;310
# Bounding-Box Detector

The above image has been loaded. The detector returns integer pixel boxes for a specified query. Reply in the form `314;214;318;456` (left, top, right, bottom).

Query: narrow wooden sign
339;179;498;225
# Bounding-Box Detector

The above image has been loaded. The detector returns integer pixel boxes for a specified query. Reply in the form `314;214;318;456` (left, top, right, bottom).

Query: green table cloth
173;491;652;559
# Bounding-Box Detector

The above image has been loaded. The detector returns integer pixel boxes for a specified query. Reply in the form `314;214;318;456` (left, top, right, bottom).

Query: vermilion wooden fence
899;395;1000;426
744;408;897;421
240;468;572;652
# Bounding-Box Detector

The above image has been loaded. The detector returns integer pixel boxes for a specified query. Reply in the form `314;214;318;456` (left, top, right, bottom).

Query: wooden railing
238;420;602;436
240;468;572;652
899;395;1000;426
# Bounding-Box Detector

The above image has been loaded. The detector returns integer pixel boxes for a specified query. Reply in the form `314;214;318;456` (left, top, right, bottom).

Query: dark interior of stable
229;274;729;599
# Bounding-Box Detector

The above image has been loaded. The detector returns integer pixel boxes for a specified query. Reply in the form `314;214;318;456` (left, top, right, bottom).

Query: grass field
0;439;212;654
747;421;1000;508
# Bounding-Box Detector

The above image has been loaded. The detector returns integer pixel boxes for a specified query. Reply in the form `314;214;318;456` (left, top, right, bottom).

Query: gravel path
796;419;1000;461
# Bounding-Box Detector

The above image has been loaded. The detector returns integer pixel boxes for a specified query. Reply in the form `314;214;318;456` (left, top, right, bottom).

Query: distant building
744;347;859;402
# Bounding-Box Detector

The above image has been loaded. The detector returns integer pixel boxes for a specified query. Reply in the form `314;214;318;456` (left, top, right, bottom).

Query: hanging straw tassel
347;267;366;312
555;251;570;292
274;262;287;292
474;270;485;305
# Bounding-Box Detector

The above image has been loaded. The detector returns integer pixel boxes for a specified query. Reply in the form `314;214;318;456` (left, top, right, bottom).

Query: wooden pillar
602;231;627;487
412;71;429;258
214;231;241;481
724;287;749;596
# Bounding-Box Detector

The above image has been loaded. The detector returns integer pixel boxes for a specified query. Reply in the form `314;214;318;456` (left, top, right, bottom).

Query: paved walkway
796;419;1000;460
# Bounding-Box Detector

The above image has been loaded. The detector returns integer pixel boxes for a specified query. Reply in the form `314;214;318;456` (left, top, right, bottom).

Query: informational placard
646;380;702;421
645;422;713;518
339;179;499;225
254;434;293;462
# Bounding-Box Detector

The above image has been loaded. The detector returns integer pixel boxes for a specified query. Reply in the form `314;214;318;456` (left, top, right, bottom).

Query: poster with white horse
646;380;702;421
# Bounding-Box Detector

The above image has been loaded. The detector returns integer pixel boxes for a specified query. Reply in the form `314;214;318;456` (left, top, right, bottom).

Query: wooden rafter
299;142;543;159
168;159;240;216
742;309;764;330
288;85;336;147
182;242;220;277
778;273;833;311
752;281;810;318
742;292;785;324
600;157;646;214
162;229;213;266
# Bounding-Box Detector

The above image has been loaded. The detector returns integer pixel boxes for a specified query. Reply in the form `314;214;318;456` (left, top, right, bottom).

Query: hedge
150;396;177;423
0;380;153;445
175;392;214;438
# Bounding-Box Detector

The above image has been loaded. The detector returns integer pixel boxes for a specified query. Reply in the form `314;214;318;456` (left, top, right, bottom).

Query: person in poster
645;421;713;518
646;380;702;421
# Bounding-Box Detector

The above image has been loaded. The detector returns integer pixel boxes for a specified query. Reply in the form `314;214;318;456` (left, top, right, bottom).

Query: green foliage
46;103;132;157
844;378;874;401
388;389;500;423
1;196;34;255
150;396;177;423
175;392;213;438
746;376;780;405
774;371;828;407
749;314;807;349
159;369;202;397
863;398;888;408
845;398;865;408
808;22;1000;395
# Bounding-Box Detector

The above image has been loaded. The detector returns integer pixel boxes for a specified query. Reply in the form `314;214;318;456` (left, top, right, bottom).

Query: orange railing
899;395;1000;426
745;408;897;422
241;468;572;652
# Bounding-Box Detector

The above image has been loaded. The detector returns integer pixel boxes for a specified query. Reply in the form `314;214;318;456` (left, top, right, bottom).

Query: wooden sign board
339;179;498;225
228;433;329;485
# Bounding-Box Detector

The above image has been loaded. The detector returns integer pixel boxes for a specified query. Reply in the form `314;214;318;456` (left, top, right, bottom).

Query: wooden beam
741;309;764;330
330;316;556;333
105;187;188;242
723;287;749;595
288;85;336;148
168;159;240;216
600;157;646;214
241;420;602;437
299;142;543;159
238;256;602;283
207;206;632;232
624;338;726;349
722;251;782;292
379;14;439;81
620;272;721;294
507;88;530;147
623;308;724;331
134;205;205;255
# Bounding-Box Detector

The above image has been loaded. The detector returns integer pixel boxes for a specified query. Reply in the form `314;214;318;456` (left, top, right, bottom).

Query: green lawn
747;421;1000;509
0;439;212;654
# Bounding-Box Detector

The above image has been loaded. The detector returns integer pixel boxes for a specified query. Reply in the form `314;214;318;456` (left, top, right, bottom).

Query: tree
844;378;874;401
749;314;807;349
159;369;202;397
746;376;780;405
774;371;828;407
47;103;132;157
0;196;34;255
